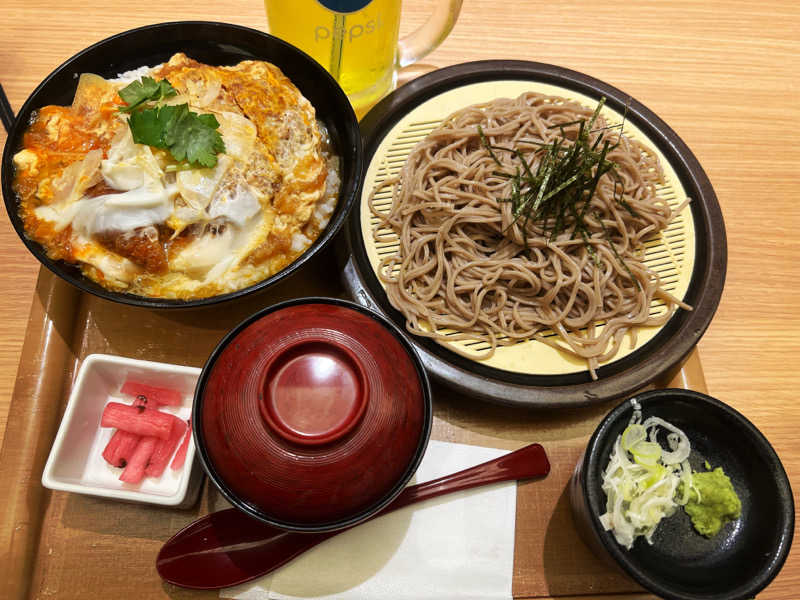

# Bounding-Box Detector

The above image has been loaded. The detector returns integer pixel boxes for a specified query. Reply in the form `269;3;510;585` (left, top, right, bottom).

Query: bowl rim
192;296;434;532
579;388;795;600
1;20;363;309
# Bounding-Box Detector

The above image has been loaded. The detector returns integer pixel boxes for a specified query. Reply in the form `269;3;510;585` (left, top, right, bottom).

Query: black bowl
570;389;794;600
1;21;362;308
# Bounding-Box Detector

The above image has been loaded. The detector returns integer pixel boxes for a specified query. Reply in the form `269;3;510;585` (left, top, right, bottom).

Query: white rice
110;65;155;85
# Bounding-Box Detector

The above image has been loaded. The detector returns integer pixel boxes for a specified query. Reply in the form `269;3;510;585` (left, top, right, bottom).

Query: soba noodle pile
371;92;691;379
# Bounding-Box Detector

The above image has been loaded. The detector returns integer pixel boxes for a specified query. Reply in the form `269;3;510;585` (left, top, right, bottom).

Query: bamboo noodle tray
0;251;707;600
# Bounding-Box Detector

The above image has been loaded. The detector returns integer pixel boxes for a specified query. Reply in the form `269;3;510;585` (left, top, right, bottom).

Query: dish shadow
59;477;208;541
431;379;617;445
162;583;218;599
540;483;640;597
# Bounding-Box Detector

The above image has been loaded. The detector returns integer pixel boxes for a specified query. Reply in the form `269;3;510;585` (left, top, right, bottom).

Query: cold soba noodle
371;92;691;379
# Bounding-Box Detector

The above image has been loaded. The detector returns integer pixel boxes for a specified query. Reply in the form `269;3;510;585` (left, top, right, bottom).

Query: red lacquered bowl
193;297;432;532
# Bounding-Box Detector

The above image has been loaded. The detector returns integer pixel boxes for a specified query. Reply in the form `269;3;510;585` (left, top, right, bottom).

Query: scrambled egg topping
12;53;340;299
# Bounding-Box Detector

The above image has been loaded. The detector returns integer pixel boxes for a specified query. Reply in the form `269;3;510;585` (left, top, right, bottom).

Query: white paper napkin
221;440;516;600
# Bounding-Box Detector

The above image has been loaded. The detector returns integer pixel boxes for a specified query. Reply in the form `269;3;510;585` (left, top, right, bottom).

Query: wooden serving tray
0;250;706;600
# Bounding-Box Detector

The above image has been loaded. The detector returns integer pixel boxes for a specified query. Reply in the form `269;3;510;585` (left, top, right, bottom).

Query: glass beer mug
266;0;462;116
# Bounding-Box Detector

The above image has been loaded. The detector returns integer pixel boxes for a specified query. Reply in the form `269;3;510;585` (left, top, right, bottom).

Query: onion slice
599;401;696;549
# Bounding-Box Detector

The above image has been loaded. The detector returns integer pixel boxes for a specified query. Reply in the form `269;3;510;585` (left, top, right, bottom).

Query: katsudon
12;53;341;299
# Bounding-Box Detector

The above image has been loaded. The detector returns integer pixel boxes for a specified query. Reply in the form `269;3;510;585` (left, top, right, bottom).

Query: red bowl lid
195;298;431;530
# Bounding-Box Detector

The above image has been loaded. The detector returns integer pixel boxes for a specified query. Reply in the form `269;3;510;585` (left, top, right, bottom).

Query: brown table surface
1;1;798;599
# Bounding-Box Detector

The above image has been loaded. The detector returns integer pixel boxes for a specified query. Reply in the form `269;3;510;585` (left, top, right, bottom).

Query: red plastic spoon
157;442;550;590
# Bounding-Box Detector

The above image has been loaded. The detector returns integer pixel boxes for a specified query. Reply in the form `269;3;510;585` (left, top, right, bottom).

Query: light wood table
1;1;798;598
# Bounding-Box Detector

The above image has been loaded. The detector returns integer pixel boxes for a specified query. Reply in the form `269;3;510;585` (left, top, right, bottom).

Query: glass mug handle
397;0;463;68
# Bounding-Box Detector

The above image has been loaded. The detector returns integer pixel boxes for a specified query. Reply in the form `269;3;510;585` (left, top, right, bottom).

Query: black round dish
1;21;363;308
343;60;727;408
570;389;794;600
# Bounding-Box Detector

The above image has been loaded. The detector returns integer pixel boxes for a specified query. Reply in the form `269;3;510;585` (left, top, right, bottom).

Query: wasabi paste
683;467;742;537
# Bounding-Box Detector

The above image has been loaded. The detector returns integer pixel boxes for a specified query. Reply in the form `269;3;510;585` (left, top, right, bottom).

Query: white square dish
42;353;204;507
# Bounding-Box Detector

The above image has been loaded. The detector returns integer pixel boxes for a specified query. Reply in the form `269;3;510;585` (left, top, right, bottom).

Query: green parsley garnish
118;76;225;168
118;76;177;113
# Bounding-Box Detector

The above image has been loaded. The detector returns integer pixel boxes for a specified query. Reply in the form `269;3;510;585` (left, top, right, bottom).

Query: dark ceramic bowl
193;297;432;532
0;21;362;308
570;389;794;600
